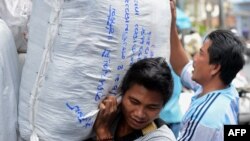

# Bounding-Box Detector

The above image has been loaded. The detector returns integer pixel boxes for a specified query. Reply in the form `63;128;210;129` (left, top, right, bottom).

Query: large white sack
0;19;21;141
18;0;172;141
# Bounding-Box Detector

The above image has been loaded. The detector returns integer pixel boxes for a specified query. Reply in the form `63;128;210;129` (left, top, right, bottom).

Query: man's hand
94;96;118;140
170;0;176;28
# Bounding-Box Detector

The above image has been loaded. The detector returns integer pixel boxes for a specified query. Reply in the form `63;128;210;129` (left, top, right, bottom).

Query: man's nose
193;53;198;61
135;107;146;119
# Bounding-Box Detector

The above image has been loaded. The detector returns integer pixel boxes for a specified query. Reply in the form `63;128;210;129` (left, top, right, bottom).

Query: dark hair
205;29;245;85
120;57;173;105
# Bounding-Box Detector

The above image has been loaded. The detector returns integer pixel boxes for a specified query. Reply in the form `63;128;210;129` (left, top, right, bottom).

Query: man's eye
147;106;160;110
130;99;139;105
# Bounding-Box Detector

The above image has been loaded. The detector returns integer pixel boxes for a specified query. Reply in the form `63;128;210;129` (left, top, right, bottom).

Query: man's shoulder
185;91;238;129
141;124;176;141
144;118;172;135
134;119;176;141
199;90;238;128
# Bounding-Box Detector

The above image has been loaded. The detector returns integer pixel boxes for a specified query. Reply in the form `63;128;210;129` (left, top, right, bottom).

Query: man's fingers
100;97;116;110
99;102;106;110
170;0;176;4
170;0;176;10
98;95;118;116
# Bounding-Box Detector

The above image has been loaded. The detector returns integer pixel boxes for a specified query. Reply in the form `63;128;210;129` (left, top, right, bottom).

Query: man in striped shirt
169;0;246;141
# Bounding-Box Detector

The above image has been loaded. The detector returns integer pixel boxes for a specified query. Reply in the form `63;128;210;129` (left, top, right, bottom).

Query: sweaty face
121;84;164;130
192;39;213;84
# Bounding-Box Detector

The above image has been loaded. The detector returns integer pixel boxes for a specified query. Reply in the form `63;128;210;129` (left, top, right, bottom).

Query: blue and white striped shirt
177;61;239;141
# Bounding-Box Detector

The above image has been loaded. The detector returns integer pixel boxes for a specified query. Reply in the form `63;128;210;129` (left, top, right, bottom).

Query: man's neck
116;117;134;138
199;79;227;97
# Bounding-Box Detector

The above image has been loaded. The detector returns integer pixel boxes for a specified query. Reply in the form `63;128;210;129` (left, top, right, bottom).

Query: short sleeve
180;61;200;91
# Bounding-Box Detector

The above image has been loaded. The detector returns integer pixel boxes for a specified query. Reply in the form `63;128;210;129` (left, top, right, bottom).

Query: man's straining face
121;84;164;130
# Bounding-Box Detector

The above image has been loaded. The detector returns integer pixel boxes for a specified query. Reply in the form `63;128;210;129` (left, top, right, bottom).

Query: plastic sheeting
18;0;172;140
0;19;21;141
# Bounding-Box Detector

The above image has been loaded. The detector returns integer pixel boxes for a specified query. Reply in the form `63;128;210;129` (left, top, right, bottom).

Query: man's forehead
201;39;212;50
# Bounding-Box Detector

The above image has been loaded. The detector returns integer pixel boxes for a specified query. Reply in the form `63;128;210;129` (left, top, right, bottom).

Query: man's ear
210;64;221;76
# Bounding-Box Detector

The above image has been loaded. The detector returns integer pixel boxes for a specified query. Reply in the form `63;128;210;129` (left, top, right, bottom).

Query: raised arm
170;0;189;76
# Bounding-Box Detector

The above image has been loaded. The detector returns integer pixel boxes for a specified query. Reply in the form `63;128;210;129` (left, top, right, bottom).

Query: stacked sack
18;0;171;140
0;0;32;53
0;19;21;141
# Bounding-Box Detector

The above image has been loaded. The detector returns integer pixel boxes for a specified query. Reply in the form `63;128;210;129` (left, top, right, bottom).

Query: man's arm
170;0;189;76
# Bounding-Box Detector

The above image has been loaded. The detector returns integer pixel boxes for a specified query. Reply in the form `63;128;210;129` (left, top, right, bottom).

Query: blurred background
175;0;250;81
176;0;250;125
176;0;250;40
